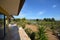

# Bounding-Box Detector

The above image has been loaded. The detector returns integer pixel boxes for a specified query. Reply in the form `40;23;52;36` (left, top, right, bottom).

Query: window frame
0;13;6;39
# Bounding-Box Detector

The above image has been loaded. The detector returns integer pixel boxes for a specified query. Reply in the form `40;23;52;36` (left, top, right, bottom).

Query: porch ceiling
0;0;25;16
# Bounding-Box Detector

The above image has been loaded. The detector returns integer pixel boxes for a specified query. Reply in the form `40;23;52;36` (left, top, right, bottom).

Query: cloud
52;5;56;8
14;13;25;18
38;11;45;15
39;12;44;15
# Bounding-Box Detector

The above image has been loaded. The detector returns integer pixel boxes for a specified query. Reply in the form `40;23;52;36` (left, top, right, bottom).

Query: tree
36;19;39;21
52;18;55;21
15;18;20;22
43;18;55;22
21;17;26;28
22;17;26;20
36;19;40;25
44;18;47;21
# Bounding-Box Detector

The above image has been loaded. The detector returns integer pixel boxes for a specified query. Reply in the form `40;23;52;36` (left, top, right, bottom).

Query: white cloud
52;5;56;8
14;13;25;18
39;12;44;14
19;13;25;18
38;11;45;15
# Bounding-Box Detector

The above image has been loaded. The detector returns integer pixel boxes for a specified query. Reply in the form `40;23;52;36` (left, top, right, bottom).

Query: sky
14;0;60;20
0;14;4;19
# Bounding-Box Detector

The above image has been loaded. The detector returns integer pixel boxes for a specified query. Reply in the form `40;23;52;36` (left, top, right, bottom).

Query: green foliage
25;28;32;37
35;33;40;40
30;32;35;40
38;26;48;40
25;28;36;40
15;18;27;28
14;18;60;40
43;18;55;22
36;19;39;21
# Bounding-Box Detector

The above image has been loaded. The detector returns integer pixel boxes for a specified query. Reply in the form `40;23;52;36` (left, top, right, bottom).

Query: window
0;13;5;40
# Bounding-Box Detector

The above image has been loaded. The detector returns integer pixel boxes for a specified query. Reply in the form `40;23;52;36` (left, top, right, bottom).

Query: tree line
43;18;55;21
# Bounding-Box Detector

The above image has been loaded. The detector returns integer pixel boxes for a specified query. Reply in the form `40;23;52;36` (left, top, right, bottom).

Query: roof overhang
0;0;25;16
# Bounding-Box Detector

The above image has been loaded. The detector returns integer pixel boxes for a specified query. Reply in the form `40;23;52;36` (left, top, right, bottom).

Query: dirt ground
46;27;59;40
25;24;38;32
25;24;59;40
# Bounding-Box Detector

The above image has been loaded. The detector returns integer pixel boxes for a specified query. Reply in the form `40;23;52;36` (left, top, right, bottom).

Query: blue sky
14;0;60;20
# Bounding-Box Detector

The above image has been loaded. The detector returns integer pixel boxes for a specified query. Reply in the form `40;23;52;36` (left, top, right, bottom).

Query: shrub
25;28;32;37
38;25;48;40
